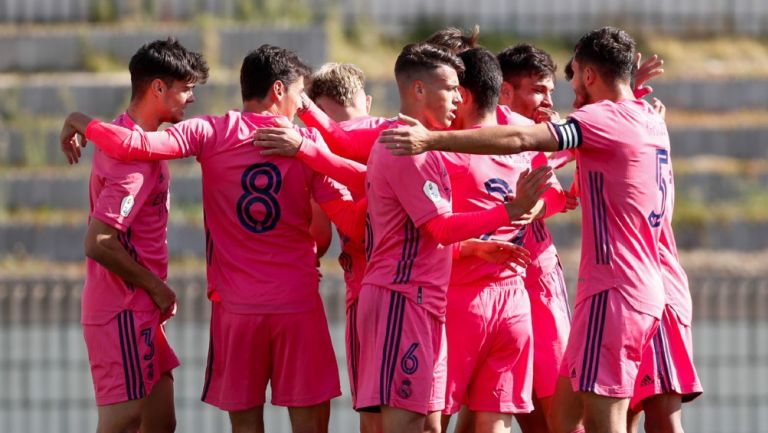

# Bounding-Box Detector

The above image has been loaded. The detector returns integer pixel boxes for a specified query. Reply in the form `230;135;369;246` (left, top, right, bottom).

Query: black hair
240;44;312;101
129;37;209;100
458;47;502;115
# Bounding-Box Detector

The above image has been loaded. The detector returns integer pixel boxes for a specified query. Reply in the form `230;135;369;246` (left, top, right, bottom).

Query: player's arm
309;200;332;258
254;124;367;196
319;197;368;243
85;218;176;319
422;166;553;245
297;95;379;163
454;239;531;269
61;112;207;162
380;114;565;156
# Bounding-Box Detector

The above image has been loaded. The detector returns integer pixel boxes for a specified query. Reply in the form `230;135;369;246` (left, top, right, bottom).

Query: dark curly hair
458;48;502;115
424;25;480;55
240;44;312;101
129;37;209;100
497;43;556;86
570;26;636;82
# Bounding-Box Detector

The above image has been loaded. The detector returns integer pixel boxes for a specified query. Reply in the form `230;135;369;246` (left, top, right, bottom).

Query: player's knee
643;415;683;433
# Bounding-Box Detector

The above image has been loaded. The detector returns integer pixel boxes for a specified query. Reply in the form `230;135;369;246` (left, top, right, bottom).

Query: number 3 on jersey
647;149;669;228
237;162;282;234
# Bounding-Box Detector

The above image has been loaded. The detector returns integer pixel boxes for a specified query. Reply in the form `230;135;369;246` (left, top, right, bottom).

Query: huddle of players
59;24;701;433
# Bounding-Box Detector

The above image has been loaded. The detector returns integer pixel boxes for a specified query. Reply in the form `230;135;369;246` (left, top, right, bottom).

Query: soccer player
496;43;576;433
61;44;367;433
440;47;545;433
355;42;552;433
626;99;702;433
379;27;673;433
58;38;208;433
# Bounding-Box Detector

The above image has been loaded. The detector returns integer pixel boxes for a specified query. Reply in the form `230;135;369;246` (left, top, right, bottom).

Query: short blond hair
307;62;366;107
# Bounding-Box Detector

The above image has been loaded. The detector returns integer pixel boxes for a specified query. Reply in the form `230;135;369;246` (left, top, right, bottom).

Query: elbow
84;234;111;264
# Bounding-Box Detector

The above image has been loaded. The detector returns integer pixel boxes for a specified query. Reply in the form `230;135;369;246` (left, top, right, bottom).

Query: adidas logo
640;374;653;387
570;368;577;378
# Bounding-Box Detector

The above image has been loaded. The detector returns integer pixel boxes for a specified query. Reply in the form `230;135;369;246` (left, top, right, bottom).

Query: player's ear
272;80;285;101
500;81;514;104
150;78;166;97
583;66;596;86
365;94;372;114
414;80;425;99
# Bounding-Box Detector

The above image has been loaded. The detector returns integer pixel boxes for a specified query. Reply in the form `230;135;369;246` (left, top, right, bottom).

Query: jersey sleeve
552;104;615;152
85;116;216;161
387;151;452;227
440;152;471;177
299;103;379;163
91;160;154;232
297;129;367;196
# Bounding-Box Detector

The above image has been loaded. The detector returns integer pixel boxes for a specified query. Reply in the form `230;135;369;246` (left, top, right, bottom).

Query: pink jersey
87;111;351;314
335;116;391;307
362;126;453;318
82;113;170;325
496;105;561;279
659;206;692;325
441;140;528;287
300;106;393;164
549;99;668;318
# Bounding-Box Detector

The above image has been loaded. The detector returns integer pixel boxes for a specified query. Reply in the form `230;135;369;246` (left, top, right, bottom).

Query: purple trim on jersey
364;214;374;262
531;220;549;243
118;311;146;400
204;215;214;266
653;324;675;393
588;171;611;265
380;292;406;405
348;302;359;397
201;308;215;402
339;252;353;273
552;119;583;150
580;291;608;392
393;219;420;284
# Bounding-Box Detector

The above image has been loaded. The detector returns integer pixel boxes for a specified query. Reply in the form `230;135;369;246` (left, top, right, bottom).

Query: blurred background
0;0;767;432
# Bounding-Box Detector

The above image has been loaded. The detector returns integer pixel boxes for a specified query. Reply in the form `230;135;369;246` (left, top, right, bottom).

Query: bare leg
642;394;683;433
475;411;513;433
581;392;629;433
626;404;642;433
139;373;176;433
288;401;331;433
96;399;143;433
228;406;265;433
360;412;383;433
515;394;549;433
454;406;475;433
550;377;584;433
380;406;425;433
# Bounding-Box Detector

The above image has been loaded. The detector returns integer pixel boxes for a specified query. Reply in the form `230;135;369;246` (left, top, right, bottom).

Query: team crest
397;379;412;399
423;180;441;202
120;195;135;217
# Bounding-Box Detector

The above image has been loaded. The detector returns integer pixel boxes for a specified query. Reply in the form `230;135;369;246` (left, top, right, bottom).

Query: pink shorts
630;305;703;410
444;277;533;415
83;309;179;406
346;300;361;407
355;284;447;415
201;301;341;411
526;262;571;399
560;289;659;398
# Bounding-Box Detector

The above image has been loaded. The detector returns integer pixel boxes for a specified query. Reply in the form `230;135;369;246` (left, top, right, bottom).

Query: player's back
441;146;528;287
198;111;348;314
568;99;669;317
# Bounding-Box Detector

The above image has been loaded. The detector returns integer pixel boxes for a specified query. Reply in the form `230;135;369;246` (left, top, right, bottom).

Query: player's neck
398;102;432;130
126;100;162;132
595;82;635;104
461;110;496;129
242;99;283;117
323;104;366;123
